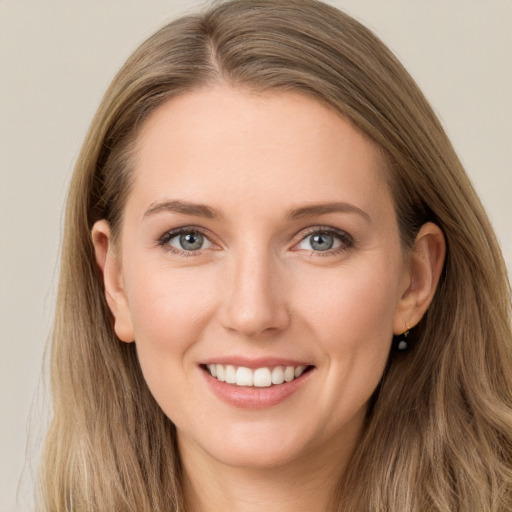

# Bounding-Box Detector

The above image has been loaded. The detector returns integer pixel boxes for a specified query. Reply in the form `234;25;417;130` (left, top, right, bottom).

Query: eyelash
296;227;354;256
157;227;212;257
157;226;354;257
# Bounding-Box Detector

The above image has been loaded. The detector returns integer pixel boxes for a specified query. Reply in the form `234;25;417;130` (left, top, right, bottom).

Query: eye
295;229;352;253
161;229;212;253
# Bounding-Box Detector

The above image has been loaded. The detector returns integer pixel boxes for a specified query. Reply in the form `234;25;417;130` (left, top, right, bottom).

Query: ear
91;220;135;343
393;222;446;334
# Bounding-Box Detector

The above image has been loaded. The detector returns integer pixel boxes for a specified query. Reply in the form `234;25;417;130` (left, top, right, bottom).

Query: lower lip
201;368;314;409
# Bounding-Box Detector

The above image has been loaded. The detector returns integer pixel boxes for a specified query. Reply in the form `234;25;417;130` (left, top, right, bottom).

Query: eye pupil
180;232;203;250
310;233;334;251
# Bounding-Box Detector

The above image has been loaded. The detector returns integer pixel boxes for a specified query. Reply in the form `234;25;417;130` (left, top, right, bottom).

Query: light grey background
1;1;511;511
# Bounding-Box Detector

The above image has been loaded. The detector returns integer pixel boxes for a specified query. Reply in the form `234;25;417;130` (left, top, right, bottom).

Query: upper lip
200;357;313;369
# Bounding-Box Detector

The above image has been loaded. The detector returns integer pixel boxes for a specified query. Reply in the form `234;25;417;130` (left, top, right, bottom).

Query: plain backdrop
1;1;511;510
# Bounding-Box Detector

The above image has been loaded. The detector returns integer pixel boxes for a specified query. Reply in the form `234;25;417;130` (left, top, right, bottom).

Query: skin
93;84;445;512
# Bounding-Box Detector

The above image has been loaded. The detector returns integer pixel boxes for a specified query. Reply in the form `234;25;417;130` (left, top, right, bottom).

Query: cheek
126;263;217;340
294;261;400;424
297;259;401;349
123;264;218;395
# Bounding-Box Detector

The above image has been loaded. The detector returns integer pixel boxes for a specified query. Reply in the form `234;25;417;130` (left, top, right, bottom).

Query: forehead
128;84;391;219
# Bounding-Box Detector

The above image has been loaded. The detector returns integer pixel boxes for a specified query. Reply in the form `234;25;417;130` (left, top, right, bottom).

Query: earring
394;330;410;351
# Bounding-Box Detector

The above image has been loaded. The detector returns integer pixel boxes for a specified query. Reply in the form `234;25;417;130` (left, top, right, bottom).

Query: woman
39;0;512;510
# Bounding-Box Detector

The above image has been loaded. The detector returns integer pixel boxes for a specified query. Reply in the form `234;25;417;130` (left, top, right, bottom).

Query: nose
219;249;291;338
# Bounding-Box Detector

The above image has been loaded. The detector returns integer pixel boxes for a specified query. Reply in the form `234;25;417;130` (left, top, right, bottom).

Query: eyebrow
287;202;371;222
143;200;221;219
143;199;370;222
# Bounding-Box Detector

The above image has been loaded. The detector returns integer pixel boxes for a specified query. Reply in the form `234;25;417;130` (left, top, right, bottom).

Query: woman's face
100;85;415;470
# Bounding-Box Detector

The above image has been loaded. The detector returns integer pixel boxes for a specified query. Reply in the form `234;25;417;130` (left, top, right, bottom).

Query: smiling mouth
202;364;314;388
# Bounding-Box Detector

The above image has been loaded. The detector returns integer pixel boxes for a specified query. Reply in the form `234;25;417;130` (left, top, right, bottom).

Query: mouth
201;363;314;388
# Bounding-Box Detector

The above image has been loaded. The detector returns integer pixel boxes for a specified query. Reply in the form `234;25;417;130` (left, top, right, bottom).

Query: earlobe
393;222;446;334
91;220;135;343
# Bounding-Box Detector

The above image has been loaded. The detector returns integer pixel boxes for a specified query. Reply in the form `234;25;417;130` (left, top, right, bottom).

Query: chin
179;416;334;471
208;438;311;470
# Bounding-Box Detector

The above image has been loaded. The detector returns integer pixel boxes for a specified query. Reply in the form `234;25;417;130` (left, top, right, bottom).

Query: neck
179;432;357;512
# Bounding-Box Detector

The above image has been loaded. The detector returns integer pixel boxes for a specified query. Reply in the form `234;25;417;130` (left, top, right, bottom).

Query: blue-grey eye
297;231;343;252
168;231;211;251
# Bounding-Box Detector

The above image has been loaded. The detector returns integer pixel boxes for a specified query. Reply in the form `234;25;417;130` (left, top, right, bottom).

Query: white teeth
284;366;295;382
294;365;306;378
271;366;285;385
225;365;236;384
236;367;253;386
253;368;272;387
206;364;309;387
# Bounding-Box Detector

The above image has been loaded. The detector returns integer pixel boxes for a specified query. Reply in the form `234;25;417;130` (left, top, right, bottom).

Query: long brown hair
40;1;512;510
